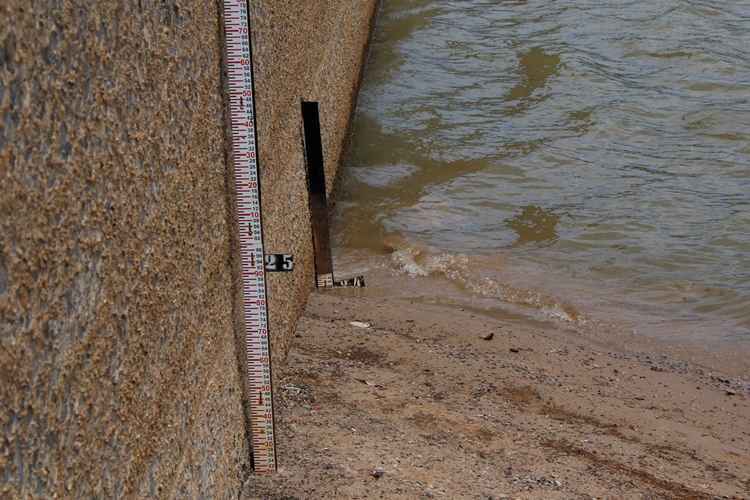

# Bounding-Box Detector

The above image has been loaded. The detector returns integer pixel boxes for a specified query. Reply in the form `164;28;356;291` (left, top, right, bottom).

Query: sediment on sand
243;263;750;499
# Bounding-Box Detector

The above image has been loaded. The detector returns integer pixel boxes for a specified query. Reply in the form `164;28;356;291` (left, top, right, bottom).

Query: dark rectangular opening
301;101;334;285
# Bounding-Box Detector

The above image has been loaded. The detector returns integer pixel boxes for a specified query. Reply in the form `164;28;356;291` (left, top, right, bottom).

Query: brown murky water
333;0;750;348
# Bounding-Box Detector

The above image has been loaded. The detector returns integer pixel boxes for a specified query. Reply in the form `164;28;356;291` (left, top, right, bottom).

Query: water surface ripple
335;0;750;344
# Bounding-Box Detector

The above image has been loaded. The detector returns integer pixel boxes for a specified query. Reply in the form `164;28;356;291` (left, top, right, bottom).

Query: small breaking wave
384;234;583;324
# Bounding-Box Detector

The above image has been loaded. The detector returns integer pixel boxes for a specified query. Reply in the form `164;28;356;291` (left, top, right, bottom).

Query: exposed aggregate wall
0;1;377;497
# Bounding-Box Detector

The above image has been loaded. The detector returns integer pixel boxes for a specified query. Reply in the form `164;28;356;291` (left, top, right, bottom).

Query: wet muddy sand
242;267;750;499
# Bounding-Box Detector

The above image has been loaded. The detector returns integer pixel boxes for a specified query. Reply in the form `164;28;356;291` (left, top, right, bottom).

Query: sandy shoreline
243;266;749;499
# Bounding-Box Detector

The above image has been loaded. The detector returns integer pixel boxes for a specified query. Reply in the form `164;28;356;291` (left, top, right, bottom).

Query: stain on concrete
0;247;7;296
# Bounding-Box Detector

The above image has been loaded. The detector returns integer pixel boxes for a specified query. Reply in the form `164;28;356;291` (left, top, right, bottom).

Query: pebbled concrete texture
248;1;378;362
0;0;376;498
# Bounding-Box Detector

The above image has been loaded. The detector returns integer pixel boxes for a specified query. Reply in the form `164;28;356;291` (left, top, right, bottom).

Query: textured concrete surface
0;0;376;498
249;1;378;362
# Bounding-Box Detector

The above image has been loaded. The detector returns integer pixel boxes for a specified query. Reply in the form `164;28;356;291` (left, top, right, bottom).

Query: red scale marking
222;0;276;474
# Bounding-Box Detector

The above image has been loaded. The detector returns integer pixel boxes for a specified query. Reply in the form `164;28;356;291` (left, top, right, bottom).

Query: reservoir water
333;0;750;350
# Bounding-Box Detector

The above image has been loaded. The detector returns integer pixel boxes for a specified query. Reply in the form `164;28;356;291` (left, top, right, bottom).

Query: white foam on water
388;239;582;323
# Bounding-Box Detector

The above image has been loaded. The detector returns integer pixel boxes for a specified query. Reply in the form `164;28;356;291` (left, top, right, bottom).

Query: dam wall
0;1;377;497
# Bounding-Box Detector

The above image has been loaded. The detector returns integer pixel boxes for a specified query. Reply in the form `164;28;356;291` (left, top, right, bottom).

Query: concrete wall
0;1;376;498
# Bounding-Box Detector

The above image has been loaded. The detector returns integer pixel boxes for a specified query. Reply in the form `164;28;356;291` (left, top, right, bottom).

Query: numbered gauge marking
265;254;294;272
221;0;277;474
